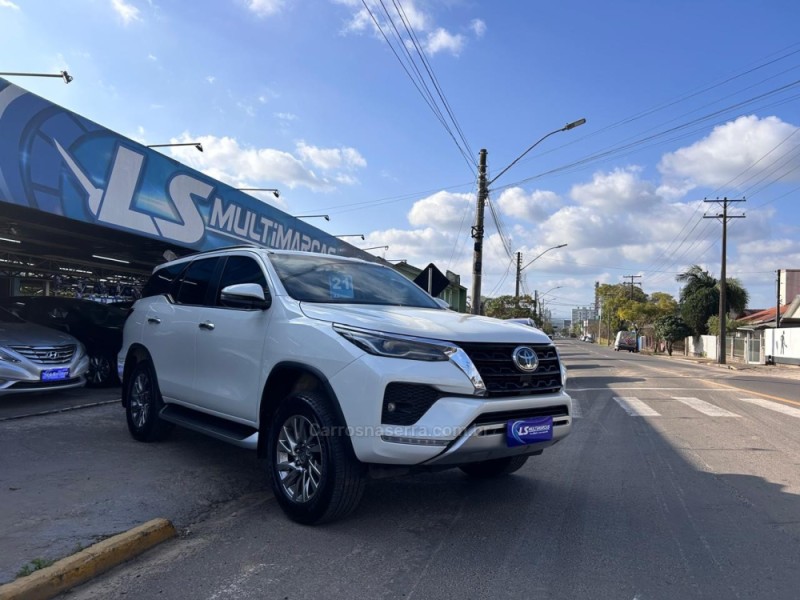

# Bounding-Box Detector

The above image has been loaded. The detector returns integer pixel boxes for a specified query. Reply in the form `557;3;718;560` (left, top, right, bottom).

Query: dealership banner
0;78;367;259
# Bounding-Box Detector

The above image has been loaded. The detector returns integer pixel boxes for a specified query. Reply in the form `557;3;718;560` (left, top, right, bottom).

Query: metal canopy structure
0;77;375;295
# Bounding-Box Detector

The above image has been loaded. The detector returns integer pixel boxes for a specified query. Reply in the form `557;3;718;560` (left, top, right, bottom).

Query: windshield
270;254;441;308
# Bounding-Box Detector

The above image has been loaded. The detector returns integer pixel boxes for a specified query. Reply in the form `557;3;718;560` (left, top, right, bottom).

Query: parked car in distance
0;296;128;387
119;247;574;524
614;330;638;352
0;307;89;394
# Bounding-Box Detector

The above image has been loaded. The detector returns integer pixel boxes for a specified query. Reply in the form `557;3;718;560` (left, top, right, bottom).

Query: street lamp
0;71;73;83
361;245;389;252
335;234;365;241
148;142;203;153
515;244;568;299
537;286;564;329
237;188;280;198
295;214;330;221
471;118;586;315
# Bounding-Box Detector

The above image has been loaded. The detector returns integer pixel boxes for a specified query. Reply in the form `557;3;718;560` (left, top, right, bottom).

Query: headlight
334;324;452;361
333;324;486;395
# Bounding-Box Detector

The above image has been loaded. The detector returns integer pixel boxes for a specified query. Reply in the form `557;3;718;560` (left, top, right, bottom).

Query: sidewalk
644;350;800;380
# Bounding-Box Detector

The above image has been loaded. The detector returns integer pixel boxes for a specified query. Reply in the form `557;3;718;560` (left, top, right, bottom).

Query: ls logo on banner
507;417;553;447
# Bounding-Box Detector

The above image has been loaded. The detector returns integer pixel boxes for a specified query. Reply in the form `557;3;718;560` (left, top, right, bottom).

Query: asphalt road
3;342;800;599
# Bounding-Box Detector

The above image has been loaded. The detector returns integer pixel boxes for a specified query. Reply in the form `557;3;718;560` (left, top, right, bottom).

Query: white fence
765;328;800;366
685;335;718;360
685;328;800;365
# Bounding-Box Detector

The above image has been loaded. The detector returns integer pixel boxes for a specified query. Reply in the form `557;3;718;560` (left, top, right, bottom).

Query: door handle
199;321;215;330
147;317;161;324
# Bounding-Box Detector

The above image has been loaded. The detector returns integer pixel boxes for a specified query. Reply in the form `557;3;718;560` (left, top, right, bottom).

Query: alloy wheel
276;415;323;503
129;369;151;429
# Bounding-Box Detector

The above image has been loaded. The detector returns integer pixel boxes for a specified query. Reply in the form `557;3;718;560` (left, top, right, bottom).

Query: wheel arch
120;344;154;407
258;362;354;459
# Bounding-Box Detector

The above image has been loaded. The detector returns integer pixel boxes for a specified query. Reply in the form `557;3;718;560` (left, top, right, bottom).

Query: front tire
267;392;366;524
125;360;173;442
459;455;529;478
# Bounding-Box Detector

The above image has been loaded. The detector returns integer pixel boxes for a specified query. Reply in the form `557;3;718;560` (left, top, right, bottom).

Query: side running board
159;404;259;450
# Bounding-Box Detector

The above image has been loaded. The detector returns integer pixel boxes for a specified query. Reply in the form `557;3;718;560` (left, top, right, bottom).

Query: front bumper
329;354;573;465
0;355;89;395
420;411;570;466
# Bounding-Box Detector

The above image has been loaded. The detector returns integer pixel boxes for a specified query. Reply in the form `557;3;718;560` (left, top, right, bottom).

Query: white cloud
206;75;216;84
296;141;367;171
246;0;285;17
496;187;562;222
570;166;660;211
111;0;141;24
274;112;298;121
165;133;364;194
337;0;467;57
0;0;20;10
407;191;473;231
470;19;486;38
147;53;157;61
659;115;800;189
425;28;464;56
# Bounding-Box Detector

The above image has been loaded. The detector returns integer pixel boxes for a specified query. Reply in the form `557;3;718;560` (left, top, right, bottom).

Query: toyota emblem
512;346;539;373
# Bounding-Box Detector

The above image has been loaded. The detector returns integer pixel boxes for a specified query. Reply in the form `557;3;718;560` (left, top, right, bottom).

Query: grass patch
16;557;55;578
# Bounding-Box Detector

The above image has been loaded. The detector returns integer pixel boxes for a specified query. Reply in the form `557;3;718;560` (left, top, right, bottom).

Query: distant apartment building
779;269;800;304
572;306;597;323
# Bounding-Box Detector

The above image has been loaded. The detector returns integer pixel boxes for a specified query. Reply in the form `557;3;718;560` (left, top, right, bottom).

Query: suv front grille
8;344;76;365
456;343;562;397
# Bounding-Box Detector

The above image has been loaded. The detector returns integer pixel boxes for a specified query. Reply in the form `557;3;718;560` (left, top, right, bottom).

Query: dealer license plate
41;367;70;382
506;416;553;447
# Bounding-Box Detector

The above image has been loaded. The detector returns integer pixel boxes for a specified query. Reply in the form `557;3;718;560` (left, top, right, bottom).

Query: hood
299;303;552;344
0;322;80;347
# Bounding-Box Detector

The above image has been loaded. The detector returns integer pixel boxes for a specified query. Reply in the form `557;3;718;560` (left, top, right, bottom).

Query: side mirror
220;283;272;310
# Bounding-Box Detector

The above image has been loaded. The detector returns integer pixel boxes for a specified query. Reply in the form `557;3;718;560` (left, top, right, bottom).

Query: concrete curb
0;518;176;600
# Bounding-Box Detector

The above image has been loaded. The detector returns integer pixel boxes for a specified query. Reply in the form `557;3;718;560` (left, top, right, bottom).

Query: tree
654;315;691;356
706;315;745;336
483;295;539;322
676;265;749;337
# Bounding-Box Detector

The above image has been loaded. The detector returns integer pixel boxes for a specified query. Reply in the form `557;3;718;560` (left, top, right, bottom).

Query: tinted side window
142;263;188;298
216;256;268;305
175;258;220;306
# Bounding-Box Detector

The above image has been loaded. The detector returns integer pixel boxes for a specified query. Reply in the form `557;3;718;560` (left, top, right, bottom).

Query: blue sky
3;0;800;317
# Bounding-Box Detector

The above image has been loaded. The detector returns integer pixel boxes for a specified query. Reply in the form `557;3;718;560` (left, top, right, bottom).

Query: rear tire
125;360;173;442
86;353;117;388
459;455;529;478
267;392;366;524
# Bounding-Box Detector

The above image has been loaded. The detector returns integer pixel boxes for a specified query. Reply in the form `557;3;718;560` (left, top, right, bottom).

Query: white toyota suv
119;247;573;523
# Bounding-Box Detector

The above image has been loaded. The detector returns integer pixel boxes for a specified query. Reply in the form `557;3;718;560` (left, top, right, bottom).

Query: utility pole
704;197;745;365
623;275;642;299
514;251;522;301
776;269;782;329
470;149;488;315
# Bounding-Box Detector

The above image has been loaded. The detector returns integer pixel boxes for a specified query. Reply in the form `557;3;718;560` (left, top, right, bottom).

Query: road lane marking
571;397;583;418
569;387;726;392
613;396;660;417
739;397;800;419
672;397;740;417
701;379;800;408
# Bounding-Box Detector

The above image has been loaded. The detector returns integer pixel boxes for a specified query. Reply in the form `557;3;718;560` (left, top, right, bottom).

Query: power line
360;0;476;174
